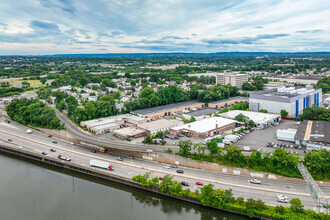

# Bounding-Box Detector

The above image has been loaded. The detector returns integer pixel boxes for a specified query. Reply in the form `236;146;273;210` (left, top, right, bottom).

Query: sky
0;0;329;55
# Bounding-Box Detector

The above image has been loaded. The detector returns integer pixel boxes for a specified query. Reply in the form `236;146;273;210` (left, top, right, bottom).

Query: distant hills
50;52;330;57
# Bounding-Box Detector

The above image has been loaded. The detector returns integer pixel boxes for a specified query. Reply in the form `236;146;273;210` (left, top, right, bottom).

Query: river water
0;154;247;220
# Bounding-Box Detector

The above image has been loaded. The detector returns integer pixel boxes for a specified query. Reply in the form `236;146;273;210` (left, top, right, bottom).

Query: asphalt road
1;119;329;212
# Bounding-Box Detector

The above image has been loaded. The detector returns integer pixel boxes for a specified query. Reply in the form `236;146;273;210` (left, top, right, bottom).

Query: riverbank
0;144;253;219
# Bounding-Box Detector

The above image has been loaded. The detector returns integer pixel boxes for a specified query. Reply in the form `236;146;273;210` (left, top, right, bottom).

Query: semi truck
90;159;114;171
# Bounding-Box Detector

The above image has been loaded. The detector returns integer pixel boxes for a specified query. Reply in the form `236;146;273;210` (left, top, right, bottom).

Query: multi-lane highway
1;118;329;211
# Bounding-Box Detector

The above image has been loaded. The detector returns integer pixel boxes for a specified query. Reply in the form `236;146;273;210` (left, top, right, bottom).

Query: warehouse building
80;114;147;135
208;96;248;109
218;110;281;129
114;127;146;139
294;120;330;150
137;119;183;136
169;117;238;138
182;108;219;121
132;101;204;119
249;86;322;118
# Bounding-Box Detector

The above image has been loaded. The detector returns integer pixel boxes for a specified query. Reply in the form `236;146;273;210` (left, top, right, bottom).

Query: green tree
206;139;218;155
200;184;215;206
248;120;255;127
289;198;304;212
259;109;268;113
178;140;193;156
280;109;289;117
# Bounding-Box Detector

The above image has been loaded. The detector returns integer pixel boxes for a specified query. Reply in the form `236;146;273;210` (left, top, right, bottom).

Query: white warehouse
249;86;322;118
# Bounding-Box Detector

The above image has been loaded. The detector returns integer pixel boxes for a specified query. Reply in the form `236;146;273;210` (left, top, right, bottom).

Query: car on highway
277;195;288;203
170;165;178;168
42;152;48;155
50;149;56;152
91;150;97;153
66;156;71;161
181;181;189;186
277;194;287;200
7;138;13;142
164;165;171;169
127;156;134;159
116;157;124;161
17;146;23;149
249;179;261;184
196;181;204;186
52;141;57;144
48;135;52;138
176;170;184;174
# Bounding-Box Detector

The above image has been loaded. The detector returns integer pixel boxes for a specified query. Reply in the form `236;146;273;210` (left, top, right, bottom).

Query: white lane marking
0;128;323;198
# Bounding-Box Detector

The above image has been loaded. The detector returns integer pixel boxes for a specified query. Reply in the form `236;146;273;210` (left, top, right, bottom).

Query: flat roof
114;127;145;136
132;101;203;116
209;96;248;105
81;114;145;127
184;108;218;117
218;110;280;124
138;119;182;131
93;123;119;130
295;120;330;143
171;117;237;133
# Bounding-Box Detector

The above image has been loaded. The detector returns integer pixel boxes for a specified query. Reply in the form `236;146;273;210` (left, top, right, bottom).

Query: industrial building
80;114;148;135
137;119;183;136
169;117;238;138
182;108;219;121
218;110;281;129
132;101;204;119
249;86;322;118
114;127;146;139
216;72;248;88
208;96;248;109
294;120;330;150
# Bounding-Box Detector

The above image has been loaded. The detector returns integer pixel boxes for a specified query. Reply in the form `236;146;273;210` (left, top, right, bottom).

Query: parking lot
234;120;306;155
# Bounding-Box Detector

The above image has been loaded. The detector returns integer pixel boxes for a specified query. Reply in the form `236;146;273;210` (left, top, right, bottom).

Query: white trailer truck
89;160;114;171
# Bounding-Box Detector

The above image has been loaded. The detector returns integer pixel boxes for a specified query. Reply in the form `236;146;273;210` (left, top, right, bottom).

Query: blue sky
0;0;329;55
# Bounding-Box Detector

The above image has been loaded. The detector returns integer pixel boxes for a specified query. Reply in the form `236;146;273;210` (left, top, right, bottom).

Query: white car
66;156;71;161
277;195;288;200
163;165;171;169
249;179;261;184
277;198;288;203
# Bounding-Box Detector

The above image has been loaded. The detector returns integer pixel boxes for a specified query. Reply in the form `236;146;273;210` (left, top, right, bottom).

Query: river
0;154;247;220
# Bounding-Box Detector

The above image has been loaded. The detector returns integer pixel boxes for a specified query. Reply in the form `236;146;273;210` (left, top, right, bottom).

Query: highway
1;119;329;212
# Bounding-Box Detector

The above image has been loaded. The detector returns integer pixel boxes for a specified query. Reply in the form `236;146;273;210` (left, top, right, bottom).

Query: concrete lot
235;120;306;155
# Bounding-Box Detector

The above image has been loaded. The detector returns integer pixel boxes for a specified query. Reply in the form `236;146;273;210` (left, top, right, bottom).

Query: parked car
165;135;169;138
249;179;261;184
181;181;189;186
316;203;326;208
196;181;204;186
170;165;178;168
50;149;56;152
126;138;132;142
164;165;171;169
186;135;191;138
116;157;123;161
176;170;184;174
42;152;48;155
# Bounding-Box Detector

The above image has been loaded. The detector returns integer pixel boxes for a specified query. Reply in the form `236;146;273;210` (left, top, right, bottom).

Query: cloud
0;0;329;54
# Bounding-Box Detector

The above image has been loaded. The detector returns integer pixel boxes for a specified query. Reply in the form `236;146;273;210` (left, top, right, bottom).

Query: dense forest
5;98;64;129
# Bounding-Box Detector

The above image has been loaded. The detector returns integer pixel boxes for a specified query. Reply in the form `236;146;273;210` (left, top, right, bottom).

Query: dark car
7;138;13;142
50;149;56;152
165;135;169;138
116;157;123;161
176;170;184;174
91;150;97;153
42;152;48;155
170;165;178;168
126;138;132;142
48;135;52;138
181;181;189;186
186;135;191;138
52;141;57;144
127;156;134;159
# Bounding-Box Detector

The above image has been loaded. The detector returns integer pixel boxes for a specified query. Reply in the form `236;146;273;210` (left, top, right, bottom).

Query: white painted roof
218;110;280;124
171;117;237;133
